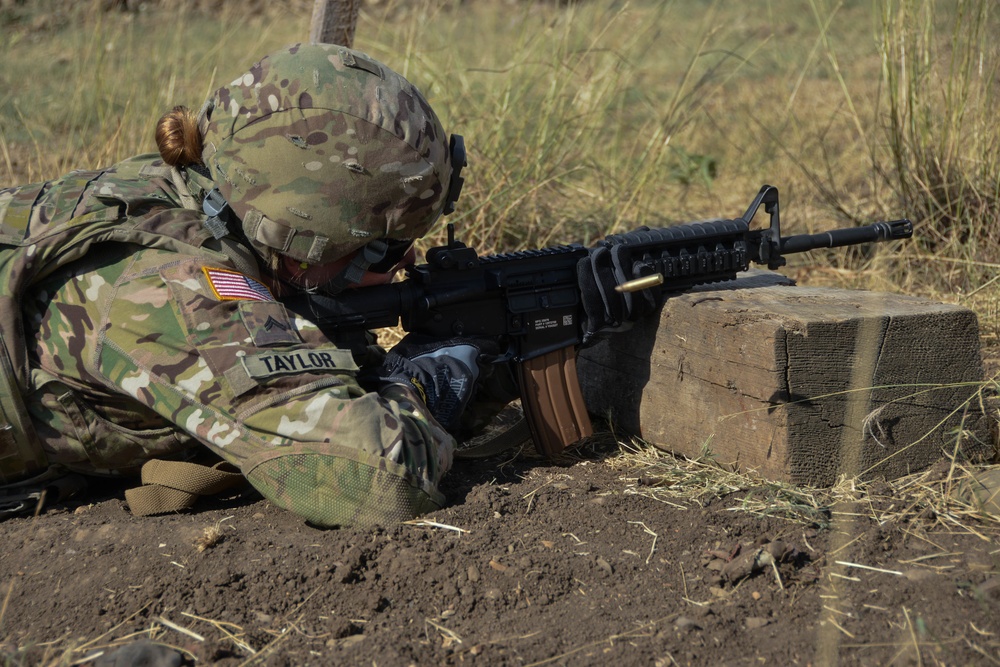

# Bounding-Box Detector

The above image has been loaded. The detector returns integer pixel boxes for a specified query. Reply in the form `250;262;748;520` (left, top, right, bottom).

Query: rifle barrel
779;219;912;255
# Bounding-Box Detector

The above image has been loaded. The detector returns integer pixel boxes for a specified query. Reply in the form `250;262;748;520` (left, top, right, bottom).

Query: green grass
1;0;998;311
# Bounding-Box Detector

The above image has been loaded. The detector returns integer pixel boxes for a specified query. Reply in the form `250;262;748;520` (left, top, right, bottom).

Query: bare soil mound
2;444;999;666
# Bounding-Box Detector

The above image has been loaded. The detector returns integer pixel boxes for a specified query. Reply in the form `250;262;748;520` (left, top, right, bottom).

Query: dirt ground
1;433;999;667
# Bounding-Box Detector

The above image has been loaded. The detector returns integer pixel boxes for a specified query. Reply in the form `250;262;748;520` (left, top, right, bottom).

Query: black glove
375;335;517;434
577;244;657;343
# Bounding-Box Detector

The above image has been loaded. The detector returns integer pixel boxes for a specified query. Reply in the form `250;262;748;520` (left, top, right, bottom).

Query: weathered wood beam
577;272;994;485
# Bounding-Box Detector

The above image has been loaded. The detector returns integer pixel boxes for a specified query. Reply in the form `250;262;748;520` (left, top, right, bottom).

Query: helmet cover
200;43;453;264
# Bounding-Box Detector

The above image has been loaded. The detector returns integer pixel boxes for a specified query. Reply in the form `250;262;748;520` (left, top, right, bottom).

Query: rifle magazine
517;348;593;459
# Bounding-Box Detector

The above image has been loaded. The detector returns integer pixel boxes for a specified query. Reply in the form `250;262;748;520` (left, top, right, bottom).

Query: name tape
241;348;359;380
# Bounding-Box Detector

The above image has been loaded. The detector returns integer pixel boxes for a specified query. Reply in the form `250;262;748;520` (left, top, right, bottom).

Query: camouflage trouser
23;244;455;526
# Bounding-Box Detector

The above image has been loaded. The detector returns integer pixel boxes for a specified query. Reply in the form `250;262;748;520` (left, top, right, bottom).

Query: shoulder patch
203;267;273;302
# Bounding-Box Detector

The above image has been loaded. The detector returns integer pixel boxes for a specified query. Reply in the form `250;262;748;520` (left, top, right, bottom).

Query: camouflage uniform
0;44;461;527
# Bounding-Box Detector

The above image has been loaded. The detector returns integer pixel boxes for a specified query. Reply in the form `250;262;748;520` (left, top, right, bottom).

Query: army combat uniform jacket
0;155;455;526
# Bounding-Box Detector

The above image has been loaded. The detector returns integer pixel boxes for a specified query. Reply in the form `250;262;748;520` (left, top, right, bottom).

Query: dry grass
1;0;987;317
193;516;233;552
2;0;996;314
609;434;1000;539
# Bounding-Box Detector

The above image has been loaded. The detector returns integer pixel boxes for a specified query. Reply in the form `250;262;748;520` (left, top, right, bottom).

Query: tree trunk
310;0;362;47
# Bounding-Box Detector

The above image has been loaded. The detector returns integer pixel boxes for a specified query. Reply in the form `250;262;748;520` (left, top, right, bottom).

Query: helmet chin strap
199;188;265;279
201;188;231;240
319;239;389;294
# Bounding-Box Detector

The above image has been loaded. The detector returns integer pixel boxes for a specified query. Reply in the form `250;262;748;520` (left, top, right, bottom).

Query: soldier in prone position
0;43;516;527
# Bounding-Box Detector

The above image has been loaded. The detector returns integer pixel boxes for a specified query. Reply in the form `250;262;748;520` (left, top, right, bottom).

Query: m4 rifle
283;185;913;458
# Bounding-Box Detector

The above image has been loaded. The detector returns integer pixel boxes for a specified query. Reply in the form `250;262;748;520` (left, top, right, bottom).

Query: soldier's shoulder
104;154;172;181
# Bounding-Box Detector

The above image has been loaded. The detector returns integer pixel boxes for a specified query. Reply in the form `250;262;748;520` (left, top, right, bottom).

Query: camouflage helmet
199;43;464;267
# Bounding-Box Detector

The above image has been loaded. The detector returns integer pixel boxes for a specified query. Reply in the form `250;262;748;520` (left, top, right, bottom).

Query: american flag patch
203;267;274;302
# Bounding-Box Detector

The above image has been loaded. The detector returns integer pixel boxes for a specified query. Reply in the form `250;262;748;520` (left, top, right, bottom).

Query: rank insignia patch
203;267;274;302
239;301;301;347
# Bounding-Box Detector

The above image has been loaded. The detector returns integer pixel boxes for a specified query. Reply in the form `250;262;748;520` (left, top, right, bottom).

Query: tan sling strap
125;459;245;517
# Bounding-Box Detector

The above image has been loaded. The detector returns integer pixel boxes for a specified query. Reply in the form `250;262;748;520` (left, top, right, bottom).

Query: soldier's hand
375;335;509;434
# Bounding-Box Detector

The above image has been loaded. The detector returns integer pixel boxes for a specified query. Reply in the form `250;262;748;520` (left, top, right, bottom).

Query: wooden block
577;272;995;485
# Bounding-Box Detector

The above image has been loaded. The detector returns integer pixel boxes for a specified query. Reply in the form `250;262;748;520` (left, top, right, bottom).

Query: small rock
326;618;355;639
674;616;701;632
91;639;181;667
691;605;714;619
745;617;770;630
765;540;791;560
959;468;1000;514
974;576;1000;600
467;565;480;582
339;635;365;648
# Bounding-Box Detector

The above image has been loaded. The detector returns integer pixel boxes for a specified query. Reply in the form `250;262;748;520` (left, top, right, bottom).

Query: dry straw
609;431;1000;540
